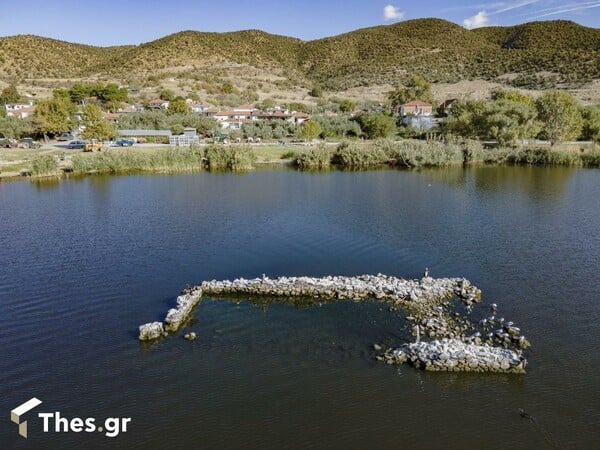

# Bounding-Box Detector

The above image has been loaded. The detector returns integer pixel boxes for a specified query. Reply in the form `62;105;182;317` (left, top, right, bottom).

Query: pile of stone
200;274;480;305
139;287;202;340
137;273;528;375
381;338;526;373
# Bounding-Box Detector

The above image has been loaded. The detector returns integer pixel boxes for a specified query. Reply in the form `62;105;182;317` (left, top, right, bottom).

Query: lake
1;166;599;449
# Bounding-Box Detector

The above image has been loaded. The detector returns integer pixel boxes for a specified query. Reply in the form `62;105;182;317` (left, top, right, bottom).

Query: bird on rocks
490;303;497;313
424;267;429;278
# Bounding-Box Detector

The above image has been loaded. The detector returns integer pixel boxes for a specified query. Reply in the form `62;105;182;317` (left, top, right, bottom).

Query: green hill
0;18;598;92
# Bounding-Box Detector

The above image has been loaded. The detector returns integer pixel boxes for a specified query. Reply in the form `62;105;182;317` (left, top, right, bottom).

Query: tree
339;99;357;113
354;113;397;139
299;120;322;141
309;85;323;98
0;116;33;139
484;100;540;146
388;75;433;112
81;104;116;140
0;84;21;104
33;97;77;136
580;106;600;143
492;89;535;107
168;98;190;115
535;91;583;145
193;116;219;137
159;89;176;101
445;99;540;146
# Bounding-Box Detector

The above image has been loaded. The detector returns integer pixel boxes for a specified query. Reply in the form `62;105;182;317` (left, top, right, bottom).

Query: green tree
33;97;77;136
193;116;219;136
0;84;21;104
492;89;535;107
535;91;583;145
339;99;357;113
580;105;600;143
168;98;190;115
98;83;128;103
309;85;323;98
159;89;176;101
354;113;397;139
484;100;540;146
299;120;322;141
388;75;433;112
81;104;116;140
69;83;91;104
446;99;540;146
220;81;236;94
0;116;33;139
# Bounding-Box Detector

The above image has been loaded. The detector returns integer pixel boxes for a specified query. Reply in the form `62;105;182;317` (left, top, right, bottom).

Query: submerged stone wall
138;273;529;374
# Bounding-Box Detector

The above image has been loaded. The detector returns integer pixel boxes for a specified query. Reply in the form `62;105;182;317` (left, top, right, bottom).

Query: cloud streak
383;5;405;21
492;0;541;14
524;1;600;19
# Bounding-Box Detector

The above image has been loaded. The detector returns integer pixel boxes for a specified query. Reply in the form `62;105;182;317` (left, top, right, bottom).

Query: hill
0;19;598;99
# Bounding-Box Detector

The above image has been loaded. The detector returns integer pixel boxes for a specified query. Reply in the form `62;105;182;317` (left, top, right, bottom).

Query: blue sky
1;0;598;46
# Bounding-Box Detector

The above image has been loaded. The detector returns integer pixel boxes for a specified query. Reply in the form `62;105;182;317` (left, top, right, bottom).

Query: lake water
0;166;599;449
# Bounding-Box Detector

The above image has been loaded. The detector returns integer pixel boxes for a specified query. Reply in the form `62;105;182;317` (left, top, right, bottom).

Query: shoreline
2;140;598;182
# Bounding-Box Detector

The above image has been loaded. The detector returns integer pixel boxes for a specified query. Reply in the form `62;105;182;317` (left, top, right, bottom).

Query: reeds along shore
20;139;600;179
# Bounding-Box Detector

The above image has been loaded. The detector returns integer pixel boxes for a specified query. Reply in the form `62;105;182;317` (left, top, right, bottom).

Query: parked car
57;133;75;142
19;137;42;149
67;140;86;149
115;139;135;147
0;138;18;148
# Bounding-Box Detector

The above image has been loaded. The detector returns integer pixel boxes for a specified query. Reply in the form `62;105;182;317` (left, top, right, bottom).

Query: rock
373;344;383;351
164;290;203;332
184;332;197;341
138;322;165;341
389;339;526;373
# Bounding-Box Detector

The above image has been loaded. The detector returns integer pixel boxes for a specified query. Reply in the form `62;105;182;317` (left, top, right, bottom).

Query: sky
0;0;598;46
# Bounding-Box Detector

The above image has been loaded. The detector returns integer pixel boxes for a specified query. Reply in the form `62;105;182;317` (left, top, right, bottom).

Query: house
402;115;436;131
148;99;170;110
117;103;144;114
438;99;458;116
189;102;213;114
103;113;120;123
4;102;36;118
399;101;433;117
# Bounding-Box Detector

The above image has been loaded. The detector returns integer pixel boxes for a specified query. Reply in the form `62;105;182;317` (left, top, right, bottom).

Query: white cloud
383;5;405;21
463;11;491;29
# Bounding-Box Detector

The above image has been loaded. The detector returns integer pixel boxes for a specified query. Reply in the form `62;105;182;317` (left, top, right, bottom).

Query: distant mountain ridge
0;18;598;91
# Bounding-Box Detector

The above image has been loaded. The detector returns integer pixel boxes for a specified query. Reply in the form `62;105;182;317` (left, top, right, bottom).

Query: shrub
294;144;331;169
204;145;256;171
331;141;390;168
31;155;59;176
393;140;464;168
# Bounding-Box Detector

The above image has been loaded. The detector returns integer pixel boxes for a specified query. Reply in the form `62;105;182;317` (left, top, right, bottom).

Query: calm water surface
0;166;599;449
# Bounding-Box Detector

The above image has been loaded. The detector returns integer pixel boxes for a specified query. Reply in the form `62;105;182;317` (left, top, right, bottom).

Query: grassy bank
2;141;599;182
292;139;600;170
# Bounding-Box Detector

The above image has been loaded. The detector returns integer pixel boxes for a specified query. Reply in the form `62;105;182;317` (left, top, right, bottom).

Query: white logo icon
11;398;42;438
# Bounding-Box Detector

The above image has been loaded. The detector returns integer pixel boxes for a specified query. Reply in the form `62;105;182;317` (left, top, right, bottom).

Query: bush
31;155;59;176
294;144;331;169
331;141;391;168
72;147;204;174
393;140;464;167
204;145;256;171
